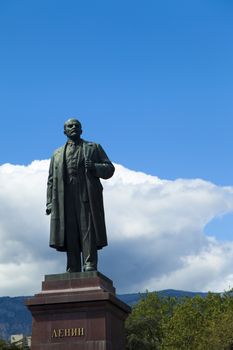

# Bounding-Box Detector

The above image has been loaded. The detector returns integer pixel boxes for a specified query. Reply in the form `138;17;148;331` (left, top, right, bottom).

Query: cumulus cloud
0;161;233;296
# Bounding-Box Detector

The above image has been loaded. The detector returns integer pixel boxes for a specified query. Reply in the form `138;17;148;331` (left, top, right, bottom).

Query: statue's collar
66;139;83;146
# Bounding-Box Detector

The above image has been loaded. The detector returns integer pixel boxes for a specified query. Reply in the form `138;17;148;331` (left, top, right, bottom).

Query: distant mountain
0;296;32;341
0;290;208;341
118;289;208;306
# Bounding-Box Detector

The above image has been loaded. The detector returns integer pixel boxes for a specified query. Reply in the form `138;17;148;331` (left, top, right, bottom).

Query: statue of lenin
46;118;115;272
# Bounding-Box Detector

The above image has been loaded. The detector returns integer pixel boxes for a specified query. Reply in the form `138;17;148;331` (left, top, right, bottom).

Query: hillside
118;289;208;305
0;296;32;341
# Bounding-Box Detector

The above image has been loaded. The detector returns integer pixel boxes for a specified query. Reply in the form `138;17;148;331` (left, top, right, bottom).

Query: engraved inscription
52;328;85;338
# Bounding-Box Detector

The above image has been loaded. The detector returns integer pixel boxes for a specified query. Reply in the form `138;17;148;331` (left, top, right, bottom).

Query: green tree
162;292;233;350
162;295;207;350
0;338;18;350
126;290;233;350
201;291;233;350
126;292;176;350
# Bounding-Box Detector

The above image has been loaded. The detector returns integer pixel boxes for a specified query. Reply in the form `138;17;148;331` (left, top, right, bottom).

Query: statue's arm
91;144;115;180
46;156;54;215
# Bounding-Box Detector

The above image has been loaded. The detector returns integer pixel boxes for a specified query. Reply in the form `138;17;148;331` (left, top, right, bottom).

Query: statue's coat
46;140;115;251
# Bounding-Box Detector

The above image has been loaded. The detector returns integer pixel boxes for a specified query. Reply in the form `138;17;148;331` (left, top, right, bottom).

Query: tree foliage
126;290;233;350
126;292;176;350
0;338;18;350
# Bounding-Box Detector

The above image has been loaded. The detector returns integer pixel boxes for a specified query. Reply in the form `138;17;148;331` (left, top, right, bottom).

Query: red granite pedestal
26;272;131;350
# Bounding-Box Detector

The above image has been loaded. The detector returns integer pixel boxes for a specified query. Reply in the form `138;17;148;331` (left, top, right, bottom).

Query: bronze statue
46;118;115;272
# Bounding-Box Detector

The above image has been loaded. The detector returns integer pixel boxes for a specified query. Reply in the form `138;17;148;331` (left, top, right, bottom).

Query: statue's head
64;118;82;140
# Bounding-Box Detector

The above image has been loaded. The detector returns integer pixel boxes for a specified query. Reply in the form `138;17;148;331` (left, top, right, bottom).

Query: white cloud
0;161;233;296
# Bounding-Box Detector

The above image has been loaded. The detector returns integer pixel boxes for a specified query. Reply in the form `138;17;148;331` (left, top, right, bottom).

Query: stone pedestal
26;272;131;350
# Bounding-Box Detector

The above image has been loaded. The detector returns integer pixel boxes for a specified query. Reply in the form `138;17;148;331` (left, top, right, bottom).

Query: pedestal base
26;272;131;350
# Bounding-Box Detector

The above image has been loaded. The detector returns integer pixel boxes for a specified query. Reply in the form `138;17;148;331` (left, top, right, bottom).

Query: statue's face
64;119;82;139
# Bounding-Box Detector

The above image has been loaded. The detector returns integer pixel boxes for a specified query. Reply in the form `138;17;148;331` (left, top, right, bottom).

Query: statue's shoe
83;265;97;272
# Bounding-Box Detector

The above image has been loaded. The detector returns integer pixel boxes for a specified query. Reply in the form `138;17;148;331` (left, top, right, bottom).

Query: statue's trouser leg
65;183;82;272
80;201;98;270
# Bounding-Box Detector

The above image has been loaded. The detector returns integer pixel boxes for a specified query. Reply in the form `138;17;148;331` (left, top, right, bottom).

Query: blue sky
0;1;233;295
1;0;232;182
